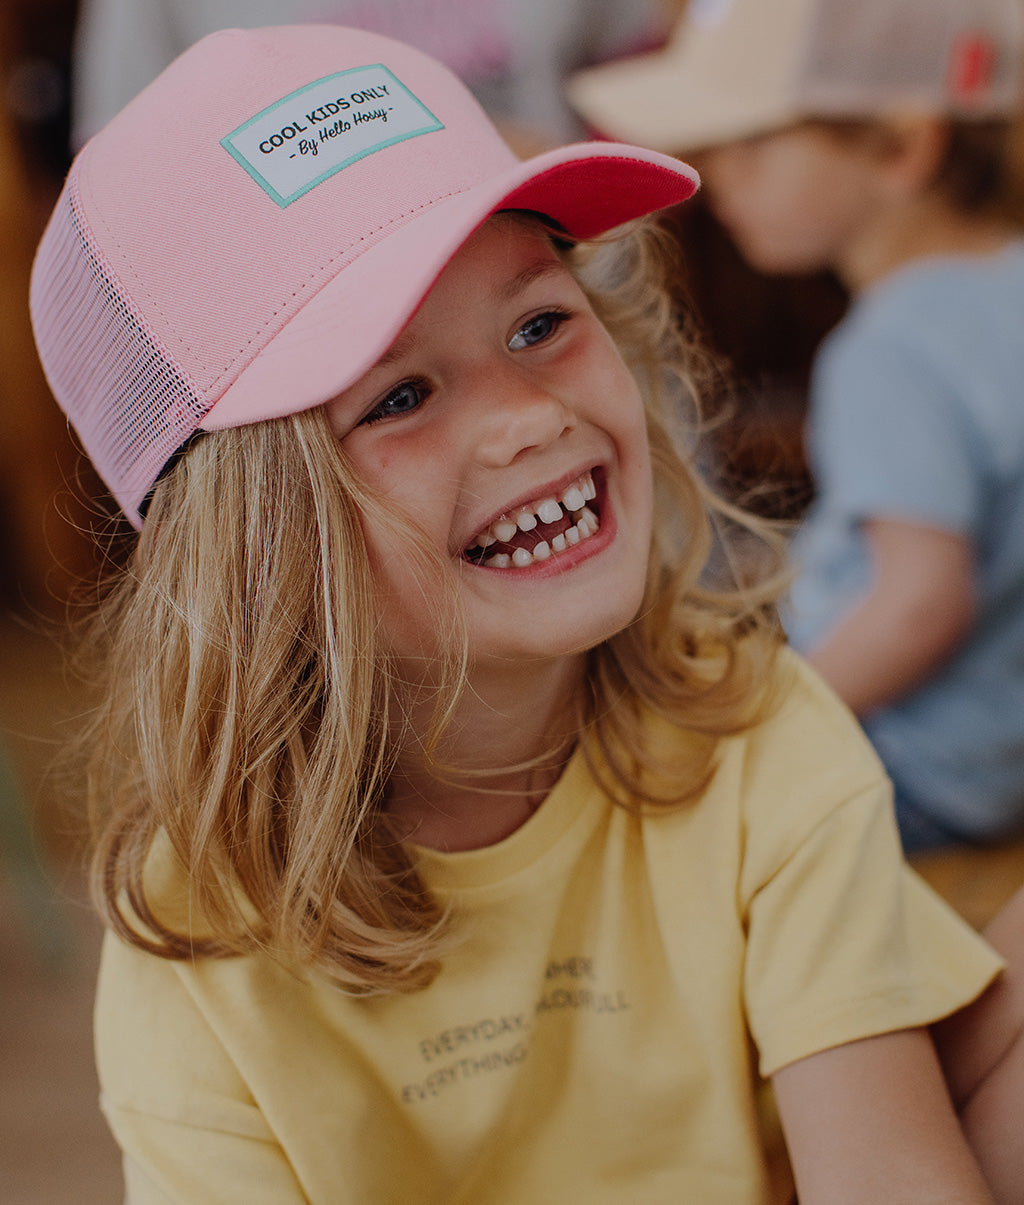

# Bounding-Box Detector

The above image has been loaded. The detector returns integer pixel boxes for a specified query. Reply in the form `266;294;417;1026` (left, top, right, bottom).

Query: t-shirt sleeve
96;934;312;1205
809;317;986;534
738;658;1003;1077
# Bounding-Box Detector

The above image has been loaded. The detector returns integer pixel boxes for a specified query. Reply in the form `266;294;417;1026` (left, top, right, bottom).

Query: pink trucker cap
29;24;699;529
569;0;1024;154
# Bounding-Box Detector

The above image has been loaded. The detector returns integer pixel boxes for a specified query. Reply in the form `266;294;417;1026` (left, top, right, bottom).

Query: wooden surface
912;838;1024;933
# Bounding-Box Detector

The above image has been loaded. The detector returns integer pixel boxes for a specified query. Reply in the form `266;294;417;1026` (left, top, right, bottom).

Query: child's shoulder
729;646;885;792
721;651;898;891
637;649;896;907
645;647;886;815
851;240;1024;338
819;240;1024;407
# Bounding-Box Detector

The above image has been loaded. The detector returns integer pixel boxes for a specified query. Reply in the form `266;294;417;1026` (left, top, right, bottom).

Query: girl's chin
468;600;645;669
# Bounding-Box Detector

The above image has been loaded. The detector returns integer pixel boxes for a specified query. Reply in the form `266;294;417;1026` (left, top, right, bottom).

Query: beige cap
568;0;1024;154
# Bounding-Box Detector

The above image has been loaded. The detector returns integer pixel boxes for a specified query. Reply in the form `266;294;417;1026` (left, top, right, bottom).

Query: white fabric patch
222;64;444;207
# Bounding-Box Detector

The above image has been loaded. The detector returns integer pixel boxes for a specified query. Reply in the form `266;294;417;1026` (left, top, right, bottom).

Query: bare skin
808;518;975;716
934;884;1024;1205
326;218;653;853
774;1028;994;1204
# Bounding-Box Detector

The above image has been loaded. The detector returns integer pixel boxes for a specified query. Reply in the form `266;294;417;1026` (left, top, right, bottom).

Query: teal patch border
221;64;444;208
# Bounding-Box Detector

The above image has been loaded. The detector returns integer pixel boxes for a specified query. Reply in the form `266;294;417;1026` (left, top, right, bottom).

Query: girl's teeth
508;540;554;568
562;485;585;512
576;507;598;537
471;471;601;566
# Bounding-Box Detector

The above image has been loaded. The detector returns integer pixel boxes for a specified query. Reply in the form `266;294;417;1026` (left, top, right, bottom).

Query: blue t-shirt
787;242;1024;839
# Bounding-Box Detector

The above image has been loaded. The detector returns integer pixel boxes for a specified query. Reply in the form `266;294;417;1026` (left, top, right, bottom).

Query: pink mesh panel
30;161;211;528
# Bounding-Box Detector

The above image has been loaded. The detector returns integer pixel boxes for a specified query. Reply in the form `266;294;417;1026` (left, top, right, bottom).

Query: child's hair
942;119;1024;218
77;214;788;996
808;115;1024;224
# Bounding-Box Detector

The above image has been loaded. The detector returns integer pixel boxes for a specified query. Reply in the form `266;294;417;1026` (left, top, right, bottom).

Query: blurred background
1;0;126;1199
1;2;1023;1202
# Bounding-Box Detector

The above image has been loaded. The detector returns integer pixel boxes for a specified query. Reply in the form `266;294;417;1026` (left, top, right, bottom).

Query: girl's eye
360;379;429;426
508;309;570;351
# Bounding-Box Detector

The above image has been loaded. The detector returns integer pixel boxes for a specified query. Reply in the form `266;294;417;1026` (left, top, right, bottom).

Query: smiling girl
29;23;1023;1205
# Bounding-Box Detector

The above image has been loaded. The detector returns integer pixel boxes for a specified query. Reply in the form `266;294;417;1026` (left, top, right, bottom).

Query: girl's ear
872;113;952;199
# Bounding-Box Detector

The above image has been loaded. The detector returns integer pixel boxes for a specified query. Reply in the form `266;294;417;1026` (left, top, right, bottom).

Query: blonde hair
80;217;787;995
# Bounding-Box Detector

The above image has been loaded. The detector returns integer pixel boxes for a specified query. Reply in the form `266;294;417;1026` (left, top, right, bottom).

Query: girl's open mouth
462;470;602;570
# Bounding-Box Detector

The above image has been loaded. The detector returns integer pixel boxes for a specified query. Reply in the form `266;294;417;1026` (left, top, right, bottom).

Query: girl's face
326;217;654;676
698;124;884;276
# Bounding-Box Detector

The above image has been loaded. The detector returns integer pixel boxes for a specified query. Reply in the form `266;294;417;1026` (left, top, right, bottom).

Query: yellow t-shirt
96;653;1002;1204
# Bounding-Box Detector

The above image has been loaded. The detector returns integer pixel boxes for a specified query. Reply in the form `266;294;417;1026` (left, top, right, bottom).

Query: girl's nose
471;374;575;468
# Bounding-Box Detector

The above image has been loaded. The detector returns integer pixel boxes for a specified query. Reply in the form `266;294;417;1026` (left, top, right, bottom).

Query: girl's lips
462;470;603;570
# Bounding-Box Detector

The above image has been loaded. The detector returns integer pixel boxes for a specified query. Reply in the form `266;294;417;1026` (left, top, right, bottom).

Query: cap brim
569;53;796;154
201;142;698;431
566;48;799;155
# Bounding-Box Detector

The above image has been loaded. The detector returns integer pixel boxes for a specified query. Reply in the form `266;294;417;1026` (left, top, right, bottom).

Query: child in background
30;24;1024;1205
570;0;1024;853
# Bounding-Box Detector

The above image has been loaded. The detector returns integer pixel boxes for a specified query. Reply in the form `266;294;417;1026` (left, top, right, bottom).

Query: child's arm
773;1027;994;1203
932;884;1024;1204
806;517;975;716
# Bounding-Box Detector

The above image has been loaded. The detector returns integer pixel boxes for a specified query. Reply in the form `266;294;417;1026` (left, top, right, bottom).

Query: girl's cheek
344;437;406;496
371;451;393;478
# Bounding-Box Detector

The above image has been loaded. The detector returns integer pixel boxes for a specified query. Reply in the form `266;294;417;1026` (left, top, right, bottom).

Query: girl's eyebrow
497;257;565;302
375;256;565;369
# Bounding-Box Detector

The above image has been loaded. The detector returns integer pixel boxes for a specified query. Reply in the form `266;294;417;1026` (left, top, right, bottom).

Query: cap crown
798;0;1023;116
31;26;513;523
30;24;697;526
569;0;1024;153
